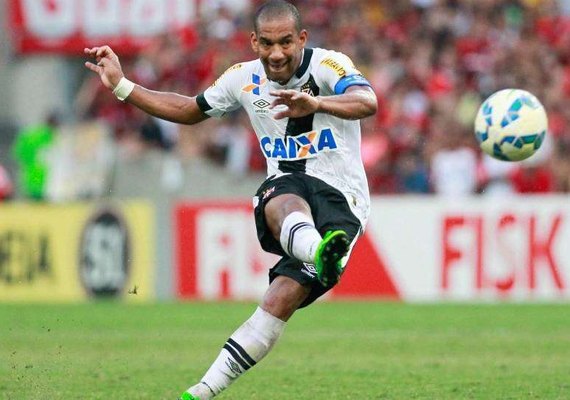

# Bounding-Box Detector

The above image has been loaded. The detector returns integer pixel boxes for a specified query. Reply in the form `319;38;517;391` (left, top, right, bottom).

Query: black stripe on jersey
295;48;313;78
196;93;212;113
227;338;257;367
278;74;321;173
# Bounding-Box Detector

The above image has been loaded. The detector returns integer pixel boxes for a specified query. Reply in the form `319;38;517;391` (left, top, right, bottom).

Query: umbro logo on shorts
301;263;317;278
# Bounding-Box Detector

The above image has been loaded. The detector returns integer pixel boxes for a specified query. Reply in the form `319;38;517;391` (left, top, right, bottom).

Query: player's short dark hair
254;0;302;33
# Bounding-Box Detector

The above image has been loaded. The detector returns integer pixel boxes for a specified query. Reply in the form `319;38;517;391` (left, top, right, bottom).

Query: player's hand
84;45;124;91
269;90;320;120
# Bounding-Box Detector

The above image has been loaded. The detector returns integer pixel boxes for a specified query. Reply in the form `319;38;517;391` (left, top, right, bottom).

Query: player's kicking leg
313;230;350;286
268;194;351;288
179;193;353;399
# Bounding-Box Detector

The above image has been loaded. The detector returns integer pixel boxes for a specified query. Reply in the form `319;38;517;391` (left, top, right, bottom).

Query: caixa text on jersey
260;128;338;160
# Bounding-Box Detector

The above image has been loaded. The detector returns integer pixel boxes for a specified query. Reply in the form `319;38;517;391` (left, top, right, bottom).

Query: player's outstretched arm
84;45;208;125
270;85;377;120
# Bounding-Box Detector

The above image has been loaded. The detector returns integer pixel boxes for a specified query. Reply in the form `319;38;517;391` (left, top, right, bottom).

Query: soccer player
84;1;377;398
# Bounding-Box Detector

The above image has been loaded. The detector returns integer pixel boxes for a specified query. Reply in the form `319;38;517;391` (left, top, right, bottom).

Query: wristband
112;77;135;101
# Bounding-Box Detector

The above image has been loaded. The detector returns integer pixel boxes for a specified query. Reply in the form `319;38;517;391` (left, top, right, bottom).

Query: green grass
1;302;569;399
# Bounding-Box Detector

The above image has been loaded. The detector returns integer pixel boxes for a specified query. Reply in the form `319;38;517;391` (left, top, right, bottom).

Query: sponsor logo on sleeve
212;63;243;87
321;58;347;77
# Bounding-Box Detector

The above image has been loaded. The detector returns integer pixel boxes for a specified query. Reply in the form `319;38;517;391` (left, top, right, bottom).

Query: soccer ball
474;89;548;161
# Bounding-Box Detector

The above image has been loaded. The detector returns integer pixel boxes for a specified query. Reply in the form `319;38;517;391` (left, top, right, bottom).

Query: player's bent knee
261;276;310;321
260;297;291;321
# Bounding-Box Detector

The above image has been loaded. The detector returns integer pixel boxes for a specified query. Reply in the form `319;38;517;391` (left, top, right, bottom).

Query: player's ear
251;32;259;53
298;29;308;47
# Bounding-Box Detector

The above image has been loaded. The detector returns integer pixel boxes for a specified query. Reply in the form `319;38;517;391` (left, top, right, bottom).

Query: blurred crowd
41;0;570;199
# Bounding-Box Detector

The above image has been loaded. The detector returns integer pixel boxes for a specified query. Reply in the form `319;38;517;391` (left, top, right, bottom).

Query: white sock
279;211;322;263
187;307;286;399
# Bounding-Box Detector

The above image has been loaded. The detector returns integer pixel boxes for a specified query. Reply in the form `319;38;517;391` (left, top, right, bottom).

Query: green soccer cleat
178;392;200;400
314;230;350;287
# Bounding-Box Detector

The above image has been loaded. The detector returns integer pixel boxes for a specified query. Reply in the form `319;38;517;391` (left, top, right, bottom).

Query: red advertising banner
9;0;199;55
440;212;565;296
175;197;570;302
366;196;570;301
175;202;278;301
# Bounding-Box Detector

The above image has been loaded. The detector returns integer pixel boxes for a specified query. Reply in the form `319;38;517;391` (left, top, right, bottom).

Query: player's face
251;17;307;85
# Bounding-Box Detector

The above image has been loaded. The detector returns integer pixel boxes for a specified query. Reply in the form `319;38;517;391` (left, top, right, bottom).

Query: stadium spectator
510;163;556;193
204;111;254;177
84;1;377;399
429;119;478;196
0;163;13;201
395;151;430;194
10;112;59;200
139;115;179;151
551;140;570;192
477;156;517;196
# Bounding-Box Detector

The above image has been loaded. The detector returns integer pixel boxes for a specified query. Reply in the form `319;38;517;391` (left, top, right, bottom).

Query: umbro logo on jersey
253;98;271;114
242;74;267;95
260;128;338;160
253;99;270;108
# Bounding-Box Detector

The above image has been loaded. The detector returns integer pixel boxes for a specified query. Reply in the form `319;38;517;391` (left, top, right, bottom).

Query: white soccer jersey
196;47;372;226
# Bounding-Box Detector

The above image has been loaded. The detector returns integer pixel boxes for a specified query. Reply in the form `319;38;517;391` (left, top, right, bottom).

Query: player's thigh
264;193;312;239
306;179;361;240
253;174;309;256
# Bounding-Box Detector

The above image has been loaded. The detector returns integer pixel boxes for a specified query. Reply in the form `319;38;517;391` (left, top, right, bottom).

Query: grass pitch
1;302;569;399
